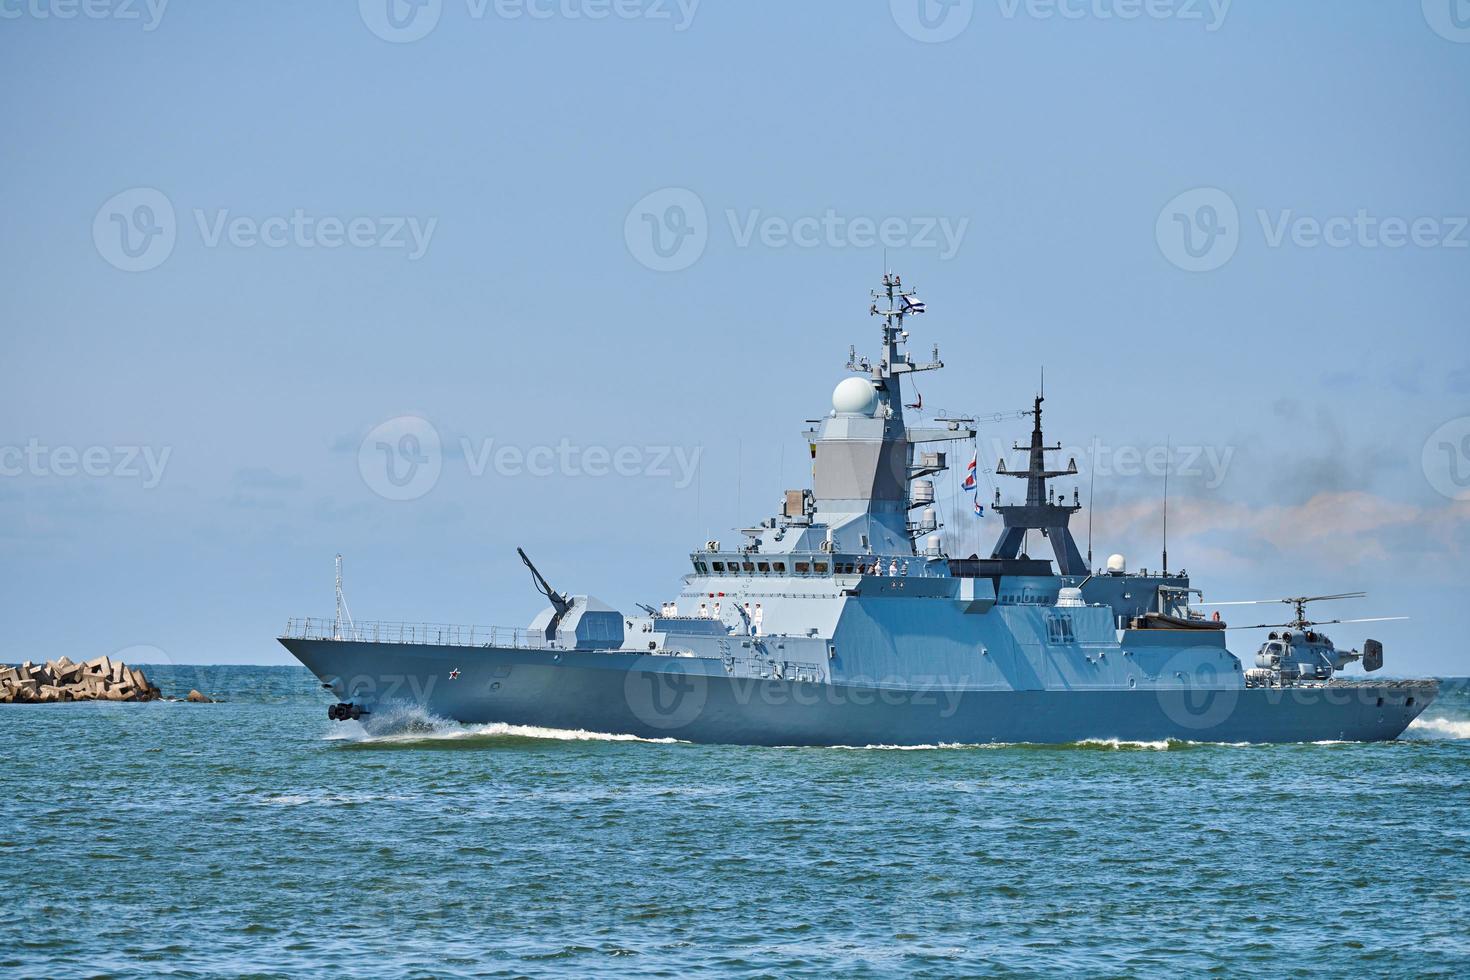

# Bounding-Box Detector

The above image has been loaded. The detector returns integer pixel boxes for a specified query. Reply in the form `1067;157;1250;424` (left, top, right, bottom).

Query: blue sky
2;1;1467;673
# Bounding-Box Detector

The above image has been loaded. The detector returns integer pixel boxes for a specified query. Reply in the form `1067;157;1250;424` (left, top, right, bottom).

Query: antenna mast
333;553;354;640
1161;438;1170;576
1087;438;1097;568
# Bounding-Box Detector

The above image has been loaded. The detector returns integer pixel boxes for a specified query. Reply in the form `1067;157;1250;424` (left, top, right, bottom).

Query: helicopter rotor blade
1203;592;1367;607
1223;616;1407;630
1294;592;1367;604
1314;616;1409;626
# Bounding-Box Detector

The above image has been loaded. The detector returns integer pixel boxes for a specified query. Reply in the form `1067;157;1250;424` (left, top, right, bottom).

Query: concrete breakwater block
0;657;163;704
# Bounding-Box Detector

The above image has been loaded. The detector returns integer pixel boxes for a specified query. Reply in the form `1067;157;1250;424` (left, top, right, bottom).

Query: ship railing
280;617;553;650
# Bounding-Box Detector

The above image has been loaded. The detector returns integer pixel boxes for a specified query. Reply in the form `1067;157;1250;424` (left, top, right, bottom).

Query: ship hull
281;638;1436;746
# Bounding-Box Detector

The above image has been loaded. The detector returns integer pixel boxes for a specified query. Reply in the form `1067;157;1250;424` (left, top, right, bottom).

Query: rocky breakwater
0;656;163;704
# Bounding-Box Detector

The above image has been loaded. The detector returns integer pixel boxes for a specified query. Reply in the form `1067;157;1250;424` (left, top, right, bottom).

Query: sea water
2;666;1467;977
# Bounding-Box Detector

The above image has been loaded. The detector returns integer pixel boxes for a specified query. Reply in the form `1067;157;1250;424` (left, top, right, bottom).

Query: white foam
1405;716;1470;741
1075;738;1174;751
833;738;1183;751
325;704;681;745
456;723;682;744
833;742;1007;751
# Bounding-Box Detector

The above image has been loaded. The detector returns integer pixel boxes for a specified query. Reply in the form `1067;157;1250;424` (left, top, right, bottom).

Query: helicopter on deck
1201;593;1407;687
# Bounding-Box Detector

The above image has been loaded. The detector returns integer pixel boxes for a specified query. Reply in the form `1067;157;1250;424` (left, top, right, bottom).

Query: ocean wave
252;792;412;807
1405;716;1470;741
326;704;681;745
832;738;1214;751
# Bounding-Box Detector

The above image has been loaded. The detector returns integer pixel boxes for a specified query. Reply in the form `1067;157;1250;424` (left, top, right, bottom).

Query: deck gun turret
519;547;571;640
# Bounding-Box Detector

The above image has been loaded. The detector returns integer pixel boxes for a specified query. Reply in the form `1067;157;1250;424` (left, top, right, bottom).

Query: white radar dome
1106;554;1127;574
832;377;878;416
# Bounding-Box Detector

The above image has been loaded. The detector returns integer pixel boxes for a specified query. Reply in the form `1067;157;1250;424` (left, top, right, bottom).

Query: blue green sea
2;666;1467;978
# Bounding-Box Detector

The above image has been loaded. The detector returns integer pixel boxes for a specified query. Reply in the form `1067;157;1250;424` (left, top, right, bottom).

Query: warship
280;275;1437;744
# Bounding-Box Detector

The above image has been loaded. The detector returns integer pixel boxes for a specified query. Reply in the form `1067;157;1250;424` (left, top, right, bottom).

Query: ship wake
325;702;682;745
1404;715;1470;741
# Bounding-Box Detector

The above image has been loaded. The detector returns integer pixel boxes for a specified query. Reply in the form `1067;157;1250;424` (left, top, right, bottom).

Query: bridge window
742;561;755;573
814;562;829;574
711;562;725;572
795;562;811;574
773;561;786;573
757;562;771;573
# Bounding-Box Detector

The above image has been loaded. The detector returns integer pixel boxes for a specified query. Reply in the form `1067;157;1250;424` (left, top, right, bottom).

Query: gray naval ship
280;275;1437;744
